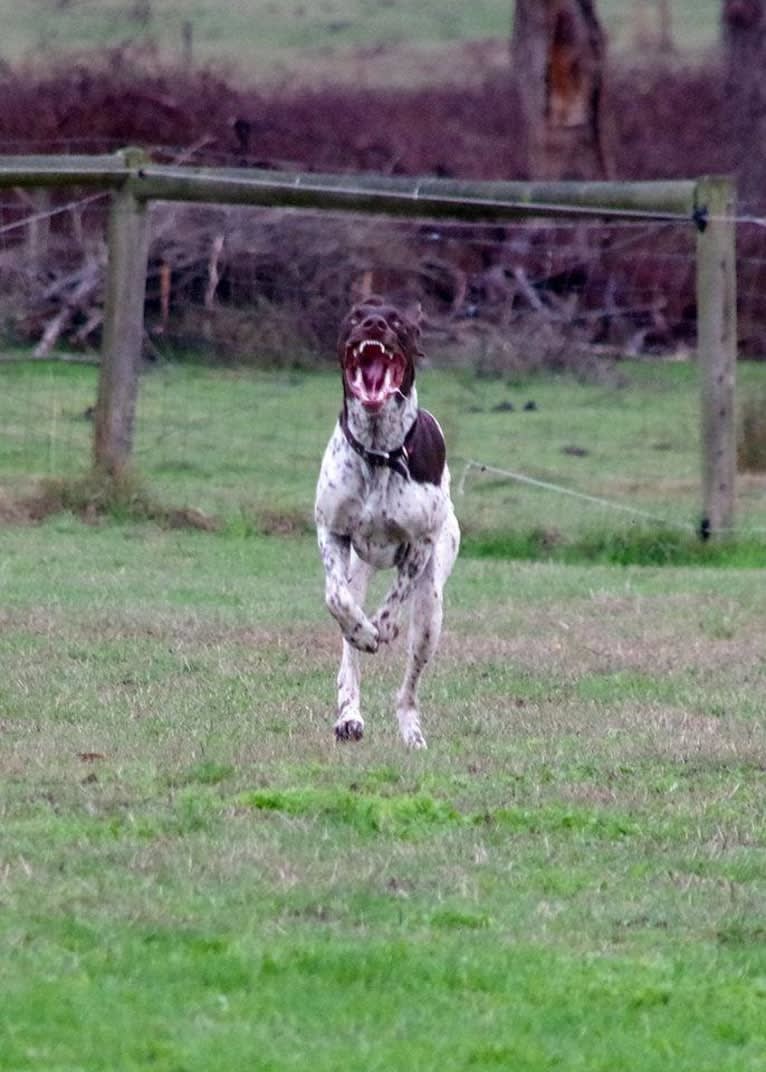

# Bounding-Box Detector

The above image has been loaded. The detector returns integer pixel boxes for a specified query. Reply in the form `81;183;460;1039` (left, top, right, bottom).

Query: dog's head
338;296;422;412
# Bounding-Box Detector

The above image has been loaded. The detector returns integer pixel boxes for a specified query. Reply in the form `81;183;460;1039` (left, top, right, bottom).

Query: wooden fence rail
0;150;736;535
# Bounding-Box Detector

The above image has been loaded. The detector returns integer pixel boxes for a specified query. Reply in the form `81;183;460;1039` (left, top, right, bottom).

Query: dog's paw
397;707;427;750
371;608;400;646
334;716;364;742
345;619;379;653
403;725;427;749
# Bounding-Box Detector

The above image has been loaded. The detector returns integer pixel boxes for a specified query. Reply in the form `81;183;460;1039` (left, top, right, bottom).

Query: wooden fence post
695;176;737;538
93;149;151;477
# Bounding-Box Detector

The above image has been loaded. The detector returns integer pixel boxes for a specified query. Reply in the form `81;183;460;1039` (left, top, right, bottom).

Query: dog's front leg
334;550;373;742
371;540;432;646
318;526;379;654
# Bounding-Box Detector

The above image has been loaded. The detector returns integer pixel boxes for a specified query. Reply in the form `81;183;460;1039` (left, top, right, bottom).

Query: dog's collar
340;407;414;481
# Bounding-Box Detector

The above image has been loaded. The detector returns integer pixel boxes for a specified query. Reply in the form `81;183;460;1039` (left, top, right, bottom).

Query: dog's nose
361;315;388;334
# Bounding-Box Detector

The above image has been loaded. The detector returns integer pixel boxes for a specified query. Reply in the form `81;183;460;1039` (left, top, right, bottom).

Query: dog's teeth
360;339;386;355
383;367;392;392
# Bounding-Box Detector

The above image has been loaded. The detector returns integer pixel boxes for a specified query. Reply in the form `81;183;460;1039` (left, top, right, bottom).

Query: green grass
463;525;766;567
1;518;766;1070
2;359;766;1068
3;358;766;554
0;0;722;84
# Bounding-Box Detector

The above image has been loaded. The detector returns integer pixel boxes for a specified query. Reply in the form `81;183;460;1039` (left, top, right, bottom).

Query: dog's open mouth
344;339;407;411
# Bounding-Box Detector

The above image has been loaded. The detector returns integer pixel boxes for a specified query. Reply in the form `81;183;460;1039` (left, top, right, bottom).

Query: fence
0;150;737;535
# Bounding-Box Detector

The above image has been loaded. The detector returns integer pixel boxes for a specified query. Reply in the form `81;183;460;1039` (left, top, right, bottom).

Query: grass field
2;0;723;86
3;357;766;547
1;357;766;1069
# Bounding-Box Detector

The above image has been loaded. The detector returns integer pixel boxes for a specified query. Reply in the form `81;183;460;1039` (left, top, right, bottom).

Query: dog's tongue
346;345;406;409
360;355;388;401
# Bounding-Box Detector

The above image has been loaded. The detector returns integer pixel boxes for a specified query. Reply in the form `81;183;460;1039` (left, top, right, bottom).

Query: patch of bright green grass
3;916;764;1072
241;786;461;836
462;525;766;567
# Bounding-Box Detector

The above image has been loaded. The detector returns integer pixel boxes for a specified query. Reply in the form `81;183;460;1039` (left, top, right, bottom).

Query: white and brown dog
315;296;460;748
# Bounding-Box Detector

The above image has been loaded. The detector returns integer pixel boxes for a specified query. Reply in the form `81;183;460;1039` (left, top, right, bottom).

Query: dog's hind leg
335;549;373;742
396;512;460;749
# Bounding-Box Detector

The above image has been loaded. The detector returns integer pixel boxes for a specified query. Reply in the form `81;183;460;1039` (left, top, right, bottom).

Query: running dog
314;296;460;748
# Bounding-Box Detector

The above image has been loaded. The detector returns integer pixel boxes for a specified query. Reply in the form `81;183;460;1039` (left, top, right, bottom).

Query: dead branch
34;259;102;357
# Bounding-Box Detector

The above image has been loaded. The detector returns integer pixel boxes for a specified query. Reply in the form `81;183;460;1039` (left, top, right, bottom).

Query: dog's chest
354;472;411;552
317;438;443;569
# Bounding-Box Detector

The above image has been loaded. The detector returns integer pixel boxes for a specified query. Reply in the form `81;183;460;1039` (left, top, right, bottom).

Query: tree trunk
722;0;766;207
511;0;614;181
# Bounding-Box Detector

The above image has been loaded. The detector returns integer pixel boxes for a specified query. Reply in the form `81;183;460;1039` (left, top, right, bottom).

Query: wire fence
0;182;764;539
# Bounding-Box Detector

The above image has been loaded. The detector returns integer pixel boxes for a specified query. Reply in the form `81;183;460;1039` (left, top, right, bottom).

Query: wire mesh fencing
1;190;765;539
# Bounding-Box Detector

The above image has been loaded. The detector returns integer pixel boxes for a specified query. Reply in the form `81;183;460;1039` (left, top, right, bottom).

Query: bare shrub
0;53;761;369
148;209;428;362
0;51;734;182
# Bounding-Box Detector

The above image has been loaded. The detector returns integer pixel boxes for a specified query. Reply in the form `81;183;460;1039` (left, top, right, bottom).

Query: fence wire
0;195;764;538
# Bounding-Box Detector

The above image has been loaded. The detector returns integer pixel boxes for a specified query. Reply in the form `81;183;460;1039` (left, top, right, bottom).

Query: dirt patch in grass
0;479;221;531
604;703;766;765
447;593;766;679
0;482;318;541
0;488;59;525
227;508;314;538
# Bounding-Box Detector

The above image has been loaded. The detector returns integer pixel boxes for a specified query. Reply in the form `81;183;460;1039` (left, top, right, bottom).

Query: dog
314;296;460;748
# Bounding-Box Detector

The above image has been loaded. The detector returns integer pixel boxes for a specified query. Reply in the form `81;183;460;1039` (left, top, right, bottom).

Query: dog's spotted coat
314;297;460;748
